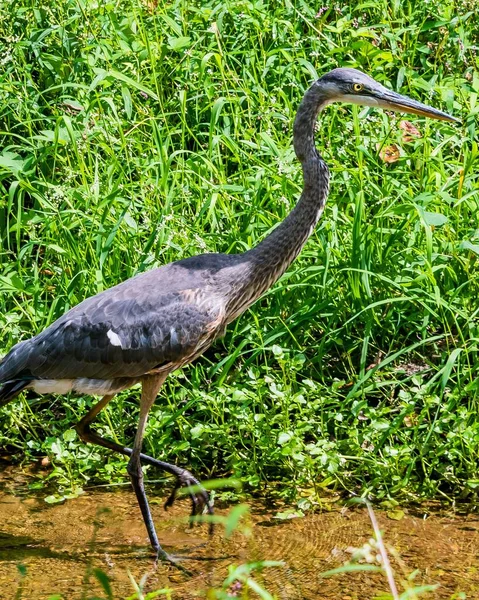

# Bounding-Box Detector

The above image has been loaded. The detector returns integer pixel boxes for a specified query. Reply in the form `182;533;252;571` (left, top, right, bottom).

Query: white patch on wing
32;380;73;395
107;329;122;347
169;327;179;347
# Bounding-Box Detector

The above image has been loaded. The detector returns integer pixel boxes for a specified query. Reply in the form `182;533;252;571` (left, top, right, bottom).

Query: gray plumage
0;68;458;562
0;255;237;392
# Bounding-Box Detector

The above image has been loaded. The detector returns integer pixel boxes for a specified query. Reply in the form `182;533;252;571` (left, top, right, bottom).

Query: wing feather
0;251;241;386
0;292;223;382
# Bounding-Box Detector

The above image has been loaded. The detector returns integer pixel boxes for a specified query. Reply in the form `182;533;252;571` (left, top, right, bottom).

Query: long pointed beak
376;89;460;123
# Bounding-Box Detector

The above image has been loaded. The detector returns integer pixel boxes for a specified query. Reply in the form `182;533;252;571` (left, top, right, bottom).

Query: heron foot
164;467;214;534
155;546;193;576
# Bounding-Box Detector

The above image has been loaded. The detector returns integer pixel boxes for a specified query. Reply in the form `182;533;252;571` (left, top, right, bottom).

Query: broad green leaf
387;509;405;521
167;36;191;51
459;240;479;255
423;211;448;227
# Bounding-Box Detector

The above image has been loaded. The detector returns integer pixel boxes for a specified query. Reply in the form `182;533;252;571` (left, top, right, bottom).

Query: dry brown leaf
378;143;400;163
404;413;418;427
399;120;421;143
141;0;158;11
366;351;384;371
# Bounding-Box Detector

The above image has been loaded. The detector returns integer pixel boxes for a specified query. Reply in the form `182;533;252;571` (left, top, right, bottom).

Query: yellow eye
353;83;364;92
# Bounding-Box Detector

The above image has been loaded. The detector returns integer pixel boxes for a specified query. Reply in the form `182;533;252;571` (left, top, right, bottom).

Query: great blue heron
0;68;458;564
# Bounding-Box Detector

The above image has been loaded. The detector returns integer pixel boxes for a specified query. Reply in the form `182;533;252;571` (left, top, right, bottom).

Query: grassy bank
0;0;478;506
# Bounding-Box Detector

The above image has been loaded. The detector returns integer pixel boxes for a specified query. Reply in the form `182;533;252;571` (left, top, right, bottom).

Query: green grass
0;0;478;508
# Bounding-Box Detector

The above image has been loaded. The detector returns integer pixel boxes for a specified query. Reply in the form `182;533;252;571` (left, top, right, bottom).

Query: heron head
316;68;460;123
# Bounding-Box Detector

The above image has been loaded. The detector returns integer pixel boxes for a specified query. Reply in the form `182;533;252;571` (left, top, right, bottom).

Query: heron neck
225;85;330;319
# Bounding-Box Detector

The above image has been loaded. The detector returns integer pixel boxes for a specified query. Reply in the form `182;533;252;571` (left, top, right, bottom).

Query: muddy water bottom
1;469;479;598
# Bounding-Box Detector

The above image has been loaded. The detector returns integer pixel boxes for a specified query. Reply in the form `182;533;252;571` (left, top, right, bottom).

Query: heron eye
353;83;364;92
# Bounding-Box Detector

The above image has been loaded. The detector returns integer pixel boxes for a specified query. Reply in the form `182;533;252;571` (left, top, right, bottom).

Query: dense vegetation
0;0;478;511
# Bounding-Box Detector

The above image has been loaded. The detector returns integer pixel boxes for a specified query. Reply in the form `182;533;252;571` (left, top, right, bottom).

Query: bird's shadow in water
0;531;235;571
0;532;80;562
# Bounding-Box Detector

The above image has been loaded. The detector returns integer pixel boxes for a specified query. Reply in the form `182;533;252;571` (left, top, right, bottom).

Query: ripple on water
0;468;478;599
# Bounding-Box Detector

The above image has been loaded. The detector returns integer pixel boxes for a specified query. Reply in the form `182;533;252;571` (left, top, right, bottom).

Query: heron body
0;68;457;564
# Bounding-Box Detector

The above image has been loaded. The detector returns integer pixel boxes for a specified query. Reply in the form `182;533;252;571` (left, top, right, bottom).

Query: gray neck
225;83;330;320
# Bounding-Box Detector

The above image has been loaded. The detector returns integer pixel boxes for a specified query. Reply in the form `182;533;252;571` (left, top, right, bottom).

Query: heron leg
75;393;213;524
126;374;167;557
76;393;116;434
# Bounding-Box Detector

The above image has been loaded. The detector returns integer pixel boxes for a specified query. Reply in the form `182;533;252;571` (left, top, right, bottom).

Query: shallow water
1;465;479;599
